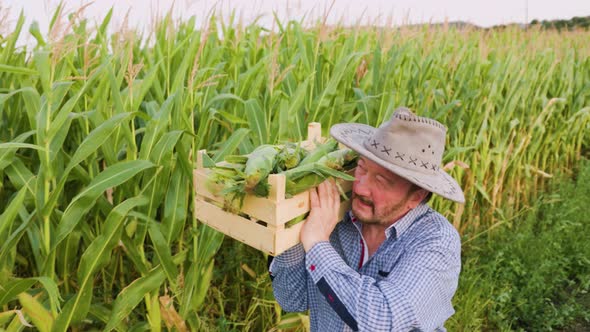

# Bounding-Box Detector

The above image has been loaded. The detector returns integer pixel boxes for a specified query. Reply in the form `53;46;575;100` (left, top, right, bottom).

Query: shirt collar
348;203;430;240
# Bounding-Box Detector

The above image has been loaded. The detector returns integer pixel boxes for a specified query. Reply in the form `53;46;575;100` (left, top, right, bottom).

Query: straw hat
330;107;465;203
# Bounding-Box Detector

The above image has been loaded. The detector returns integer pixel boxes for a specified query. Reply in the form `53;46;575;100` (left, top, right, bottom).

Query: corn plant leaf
46;63;108;143
17;292;53;332
204;93;244;110
211;128;250;162
32;51;51;94
19;87;41;131
0;212;33;267
139;94;177;161
147;219;179;290
200;152;216;168
53;197;148;332
276;78;309;142
0;11;24;64
119;231;149;275
69;112;135;173
131;63;163;112
49;82;74;116
162;166;188;244
0;310;16;327
53;160;154;249
0;142;45;152
94;8;112;42
104;267;166;331
5;159;36;193
42;112;136;218
180;225;224;318
244;98;267;146
88;304;127;332
192;259;214;310
0;279;36;307
0;64;36;75
0;187;27;241
31;276;61;314
0;130;35;171
134;130;183;246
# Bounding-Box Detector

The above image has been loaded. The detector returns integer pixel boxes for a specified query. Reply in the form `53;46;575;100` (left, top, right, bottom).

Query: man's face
351;156;418;226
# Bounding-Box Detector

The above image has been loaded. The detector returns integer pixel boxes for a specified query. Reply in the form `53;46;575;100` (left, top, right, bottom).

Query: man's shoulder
406;207;461;250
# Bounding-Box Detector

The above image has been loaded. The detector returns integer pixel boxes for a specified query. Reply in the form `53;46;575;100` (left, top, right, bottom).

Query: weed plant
448;160;590;331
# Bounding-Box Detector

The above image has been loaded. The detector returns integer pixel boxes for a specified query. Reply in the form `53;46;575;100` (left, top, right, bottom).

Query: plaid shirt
269;203;461;331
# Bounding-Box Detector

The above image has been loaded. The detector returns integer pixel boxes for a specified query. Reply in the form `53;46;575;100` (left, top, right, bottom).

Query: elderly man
269;107;465;331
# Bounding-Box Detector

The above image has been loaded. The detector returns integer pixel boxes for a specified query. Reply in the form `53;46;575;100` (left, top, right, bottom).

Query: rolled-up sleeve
269;243;309;312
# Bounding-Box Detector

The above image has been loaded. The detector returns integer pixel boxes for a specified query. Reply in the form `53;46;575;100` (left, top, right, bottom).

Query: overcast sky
2;0;590;46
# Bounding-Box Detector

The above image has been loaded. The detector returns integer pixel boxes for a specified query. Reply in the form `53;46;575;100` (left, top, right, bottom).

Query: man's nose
353;174;370;197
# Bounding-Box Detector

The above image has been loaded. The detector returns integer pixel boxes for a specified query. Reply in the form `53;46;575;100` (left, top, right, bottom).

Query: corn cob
205;167;246;213
276;144;307;171
205;141;357;211
244;144;279;192
282;148;358;197
224;155;249;164
317;148;358;171
298;138;338;166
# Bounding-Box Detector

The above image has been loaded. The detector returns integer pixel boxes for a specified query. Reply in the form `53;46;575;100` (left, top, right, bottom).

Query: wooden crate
193;123;353;256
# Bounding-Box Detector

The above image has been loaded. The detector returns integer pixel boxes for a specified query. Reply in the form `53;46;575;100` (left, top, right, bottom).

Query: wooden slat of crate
194;169;353;226
193;171;312;225
195;198;304;255
195;196;352;256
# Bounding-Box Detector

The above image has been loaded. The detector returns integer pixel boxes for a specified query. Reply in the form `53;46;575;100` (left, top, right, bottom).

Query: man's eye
376;176;391;187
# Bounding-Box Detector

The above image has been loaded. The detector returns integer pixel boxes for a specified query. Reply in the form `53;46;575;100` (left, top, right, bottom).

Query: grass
448;159;590;331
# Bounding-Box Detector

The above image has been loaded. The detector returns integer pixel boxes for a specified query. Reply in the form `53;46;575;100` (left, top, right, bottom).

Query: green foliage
449;160;590;331
0;5;589;331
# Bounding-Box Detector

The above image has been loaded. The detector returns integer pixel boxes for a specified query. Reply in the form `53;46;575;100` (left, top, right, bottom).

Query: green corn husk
285;172;327;196
282;162;356;197
219;182;246;213
317;148;358;170
298;138;338;166
205;167;246;213
224;155;249;164
276;145;307;171
244;145;279;191
284;212;309;228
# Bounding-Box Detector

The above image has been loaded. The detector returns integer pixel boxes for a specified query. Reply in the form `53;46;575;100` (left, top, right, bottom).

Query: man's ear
407;189;428;209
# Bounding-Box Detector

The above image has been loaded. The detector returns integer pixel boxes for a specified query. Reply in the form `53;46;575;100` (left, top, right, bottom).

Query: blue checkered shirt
269;203;461;331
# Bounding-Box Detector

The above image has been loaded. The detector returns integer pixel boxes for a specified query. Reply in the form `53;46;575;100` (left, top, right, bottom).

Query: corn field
0;6;589;331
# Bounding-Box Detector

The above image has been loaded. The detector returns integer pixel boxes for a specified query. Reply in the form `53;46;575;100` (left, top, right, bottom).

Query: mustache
353;193;373;207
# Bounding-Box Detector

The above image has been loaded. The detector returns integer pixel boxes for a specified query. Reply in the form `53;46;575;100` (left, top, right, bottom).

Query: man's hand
301;179;341;252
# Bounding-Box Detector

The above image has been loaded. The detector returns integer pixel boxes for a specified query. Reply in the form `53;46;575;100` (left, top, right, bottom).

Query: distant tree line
530;16;590;30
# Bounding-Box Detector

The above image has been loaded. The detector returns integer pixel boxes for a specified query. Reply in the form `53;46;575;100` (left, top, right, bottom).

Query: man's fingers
310;185;319;208
326;179;338;206
317;181;328;206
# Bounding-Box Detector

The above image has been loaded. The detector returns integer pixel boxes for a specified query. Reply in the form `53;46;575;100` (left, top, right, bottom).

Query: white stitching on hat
394;112;446;130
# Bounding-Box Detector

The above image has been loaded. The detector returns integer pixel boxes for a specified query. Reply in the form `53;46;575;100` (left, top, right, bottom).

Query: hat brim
330;123;465;203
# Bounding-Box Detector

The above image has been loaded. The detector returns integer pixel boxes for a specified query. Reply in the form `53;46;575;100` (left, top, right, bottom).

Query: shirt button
309;264;316;271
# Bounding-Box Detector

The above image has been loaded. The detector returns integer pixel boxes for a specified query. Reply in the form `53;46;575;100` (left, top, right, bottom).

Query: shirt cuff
305;241;350;283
